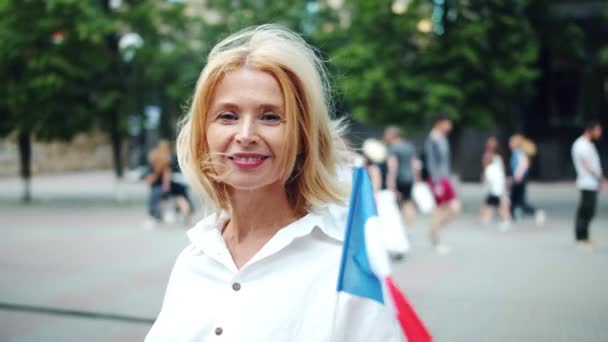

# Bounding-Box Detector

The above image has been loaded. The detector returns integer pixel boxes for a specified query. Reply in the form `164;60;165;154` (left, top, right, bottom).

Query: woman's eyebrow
211;102;240;112
259;104;283;112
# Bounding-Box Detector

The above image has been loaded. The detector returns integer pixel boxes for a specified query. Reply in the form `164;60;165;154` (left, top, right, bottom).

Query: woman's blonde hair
148;140;171;174
510;134;537;157
177;24;346;214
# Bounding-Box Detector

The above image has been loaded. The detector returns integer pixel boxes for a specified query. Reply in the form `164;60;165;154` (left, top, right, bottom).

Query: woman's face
205;68;287;191
486;137;497;151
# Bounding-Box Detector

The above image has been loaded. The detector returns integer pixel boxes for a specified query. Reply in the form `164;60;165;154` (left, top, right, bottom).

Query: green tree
93;0;202;183
317;0;429;128
205;0;309;33
0;0;200;201
0;0;113;202
423;0;541;128
318;0;544;130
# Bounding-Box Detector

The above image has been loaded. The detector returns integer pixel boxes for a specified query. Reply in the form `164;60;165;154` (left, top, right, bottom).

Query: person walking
144;140;172;228
362;137;410;259
424;114;460;254
479;136;511;231
384;126;418;228
508;134;545;225
571;121;606;250
168;149;194;225
361;138;388;192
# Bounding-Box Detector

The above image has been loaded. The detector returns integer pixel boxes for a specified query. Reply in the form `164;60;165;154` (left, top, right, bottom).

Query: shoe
143;217;157;231
390;252;406;262
163;210;177;224
535;210;546;226
513;208;523;221
435;244;451;255
499;220;511;232
576;240;594;252
182;213;193;227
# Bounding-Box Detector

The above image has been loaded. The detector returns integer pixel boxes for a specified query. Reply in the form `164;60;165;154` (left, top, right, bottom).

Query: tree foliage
0;0;112;139
0;0;598;143
318;0;543;129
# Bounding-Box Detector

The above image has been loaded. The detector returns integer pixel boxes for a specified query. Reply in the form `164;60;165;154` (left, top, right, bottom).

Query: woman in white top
479;137;511;231
145;25;403;342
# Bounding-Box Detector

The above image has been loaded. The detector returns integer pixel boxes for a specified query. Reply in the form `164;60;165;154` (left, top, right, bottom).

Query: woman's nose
235;116;259;145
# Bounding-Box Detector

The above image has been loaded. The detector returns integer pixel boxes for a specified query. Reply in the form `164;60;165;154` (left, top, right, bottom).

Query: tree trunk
101;0;125;201
18;130;32;203
110;111;123;179
110;111;128;202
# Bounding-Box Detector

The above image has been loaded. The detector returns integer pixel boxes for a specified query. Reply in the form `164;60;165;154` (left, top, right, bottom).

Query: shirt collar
187;206;345;252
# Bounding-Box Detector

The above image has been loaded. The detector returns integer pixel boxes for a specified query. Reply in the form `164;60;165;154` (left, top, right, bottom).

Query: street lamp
391;0;411;15
417;18;433;33
328;0;343;10
118;32;144;62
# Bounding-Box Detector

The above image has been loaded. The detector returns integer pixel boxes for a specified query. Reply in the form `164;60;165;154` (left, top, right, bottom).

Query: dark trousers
575;190;598;241
148;185;166;219
510;180;536;218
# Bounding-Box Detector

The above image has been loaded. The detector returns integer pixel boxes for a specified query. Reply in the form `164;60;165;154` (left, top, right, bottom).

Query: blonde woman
145;25;403;342
508;134;545;225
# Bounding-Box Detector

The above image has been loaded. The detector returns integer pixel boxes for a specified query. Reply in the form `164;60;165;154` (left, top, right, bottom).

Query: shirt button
232;282;241;291
215;327;223;336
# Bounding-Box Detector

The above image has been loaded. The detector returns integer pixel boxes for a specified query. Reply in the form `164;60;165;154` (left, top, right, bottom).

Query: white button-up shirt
145;208;404;342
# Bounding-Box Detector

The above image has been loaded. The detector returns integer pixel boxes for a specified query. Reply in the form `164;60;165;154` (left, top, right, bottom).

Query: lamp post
391;0;411;15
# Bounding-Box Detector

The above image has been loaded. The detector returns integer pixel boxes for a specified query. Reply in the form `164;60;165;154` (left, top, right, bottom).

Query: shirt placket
194;228;244;341
207;272;246;341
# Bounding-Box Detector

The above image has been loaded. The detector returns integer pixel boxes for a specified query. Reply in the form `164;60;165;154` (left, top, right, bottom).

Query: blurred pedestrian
508;134;545;225
361;138;387;191
362;138;410;259
145;25;403;341
479;136;511;231
571;121;606;251
384;126;418;228
144;140;172;228
424;114;460;254
168;149;194;225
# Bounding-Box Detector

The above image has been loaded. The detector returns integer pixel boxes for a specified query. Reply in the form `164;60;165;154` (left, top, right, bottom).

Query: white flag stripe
364;216;397;315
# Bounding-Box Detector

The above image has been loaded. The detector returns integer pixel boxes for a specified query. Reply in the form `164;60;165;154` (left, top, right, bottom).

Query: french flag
337;167;432;342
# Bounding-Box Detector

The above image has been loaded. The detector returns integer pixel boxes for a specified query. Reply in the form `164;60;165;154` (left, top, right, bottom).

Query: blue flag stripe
336;167;384;304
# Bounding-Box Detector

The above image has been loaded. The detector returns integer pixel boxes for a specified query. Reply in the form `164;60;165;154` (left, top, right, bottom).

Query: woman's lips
228;154;269;169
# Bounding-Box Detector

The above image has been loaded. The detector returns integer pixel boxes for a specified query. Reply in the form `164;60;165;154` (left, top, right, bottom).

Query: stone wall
0;132;115;177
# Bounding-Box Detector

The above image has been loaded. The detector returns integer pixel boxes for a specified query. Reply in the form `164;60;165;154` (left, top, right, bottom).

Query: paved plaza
1;171;607;341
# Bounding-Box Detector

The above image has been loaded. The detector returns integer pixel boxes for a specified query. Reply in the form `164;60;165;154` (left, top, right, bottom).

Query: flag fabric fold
336;167;432;342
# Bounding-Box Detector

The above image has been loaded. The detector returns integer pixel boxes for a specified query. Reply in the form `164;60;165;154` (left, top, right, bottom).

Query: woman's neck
221;184;302;269
226;184;300;242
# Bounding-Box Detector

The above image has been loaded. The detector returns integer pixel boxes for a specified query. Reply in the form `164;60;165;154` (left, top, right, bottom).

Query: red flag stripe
385;277;433;342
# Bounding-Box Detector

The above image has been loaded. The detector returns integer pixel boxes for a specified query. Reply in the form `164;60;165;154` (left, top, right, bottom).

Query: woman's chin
225;177;281;193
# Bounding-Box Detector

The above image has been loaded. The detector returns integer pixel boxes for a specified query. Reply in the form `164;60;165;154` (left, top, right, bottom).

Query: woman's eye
217;112;238;121
260;112;282;122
